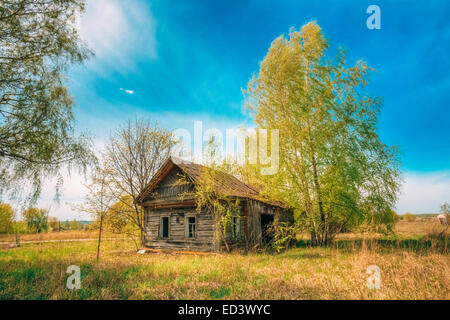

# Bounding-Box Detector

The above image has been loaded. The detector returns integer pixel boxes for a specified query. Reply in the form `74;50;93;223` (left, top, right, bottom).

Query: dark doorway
161;217;169;238
260;214;274;244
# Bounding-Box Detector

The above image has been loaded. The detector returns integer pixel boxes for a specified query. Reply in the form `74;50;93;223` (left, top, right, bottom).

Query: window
160;216;170;238
186;216;196;238
232;217;240;238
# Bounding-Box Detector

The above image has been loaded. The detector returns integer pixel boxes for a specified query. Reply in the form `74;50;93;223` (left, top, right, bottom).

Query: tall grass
0;238;448;300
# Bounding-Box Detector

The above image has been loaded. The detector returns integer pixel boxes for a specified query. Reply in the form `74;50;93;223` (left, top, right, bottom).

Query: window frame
159;215;171;239
185;214;197;239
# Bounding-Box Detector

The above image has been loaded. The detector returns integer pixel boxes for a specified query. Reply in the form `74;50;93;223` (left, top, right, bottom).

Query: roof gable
137;157;286;208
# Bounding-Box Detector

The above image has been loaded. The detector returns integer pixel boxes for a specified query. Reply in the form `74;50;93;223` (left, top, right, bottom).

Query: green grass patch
0;238;448;300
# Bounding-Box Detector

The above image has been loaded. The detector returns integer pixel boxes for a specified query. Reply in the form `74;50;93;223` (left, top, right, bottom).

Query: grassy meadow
0;218;448;300
0;230;128;243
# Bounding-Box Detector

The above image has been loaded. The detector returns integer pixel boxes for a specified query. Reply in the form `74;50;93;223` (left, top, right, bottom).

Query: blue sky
39;0;450;218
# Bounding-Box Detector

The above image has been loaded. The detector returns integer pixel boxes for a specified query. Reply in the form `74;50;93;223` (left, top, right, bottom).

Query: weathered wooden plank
141;165;293;252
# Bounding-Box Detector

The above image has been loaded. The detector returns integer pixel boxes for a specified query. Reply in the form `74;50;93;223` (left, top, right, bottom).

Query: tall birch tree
244;22;401;245
0;0;94;200
102;120;174;246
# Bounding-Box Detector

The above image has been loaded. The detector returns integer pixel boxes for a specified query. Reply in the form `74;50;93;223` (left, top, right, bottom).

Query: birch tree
0;0;94;200
244;22;401;245
80;171;115;262
102;120;175;246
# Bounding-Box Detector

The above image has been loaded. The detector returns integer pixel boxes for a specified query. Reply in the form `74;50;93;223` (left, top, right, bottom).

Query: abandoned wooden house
136;157;293;252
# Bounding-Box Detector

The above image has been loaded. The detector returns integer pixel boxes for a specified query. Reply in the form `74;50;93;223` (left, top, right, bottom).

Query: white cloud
396;171;450;214
120;88;135;95
77;0;157;71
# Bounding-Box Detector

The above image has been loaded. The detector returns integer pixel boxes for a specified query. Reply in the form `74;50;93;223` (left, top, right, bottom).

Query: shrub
0;203;14;234
22;208;49;233
424;222;449;253
404;213;416;222
266;222;298;252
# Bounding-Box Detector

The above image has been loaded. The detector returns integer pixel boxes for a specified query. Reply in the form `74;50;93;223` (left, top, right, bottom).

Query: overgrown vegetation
404;213;417;222
0;229;447;300
0;203;14;234
98;120;175;246
22;208;49;233
0;0;95;201
243;22;401;245
189;163;242;252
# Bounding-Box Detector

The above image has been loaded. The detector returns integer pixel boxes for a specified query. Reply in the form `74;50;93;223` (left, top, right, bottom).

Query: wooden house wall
142;167;194;203
144;207;216;251
222;204;246;246
141;166;293;252
142;166;216;251
245;199;293;247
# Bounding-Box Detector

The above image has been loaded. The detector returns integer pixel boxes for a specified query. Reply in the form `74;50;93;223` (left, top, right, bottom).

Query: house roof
136;157;287;208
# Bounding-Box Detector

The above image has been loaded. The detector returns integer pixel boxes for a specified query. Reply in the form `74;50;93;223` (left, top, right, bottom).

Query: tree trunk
97;215;104;263
15;232;20;247
139;228;146;248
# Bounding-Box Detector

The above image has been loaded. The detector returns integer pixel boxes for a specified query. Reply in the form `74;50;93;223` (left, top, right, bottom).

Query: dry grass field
0;218;448;300
0;230;128;243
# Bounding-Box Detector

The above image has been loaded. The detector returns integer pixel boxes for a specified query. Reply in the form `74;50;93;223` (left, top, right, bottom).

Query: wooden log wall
144;207;215;252
141;166;294;252
245;199;293;248
143;167;194;202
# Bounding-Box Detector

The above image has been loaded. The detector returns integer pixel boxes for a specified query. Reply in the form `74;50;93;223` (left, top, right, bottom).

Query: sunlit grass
0;236;448;300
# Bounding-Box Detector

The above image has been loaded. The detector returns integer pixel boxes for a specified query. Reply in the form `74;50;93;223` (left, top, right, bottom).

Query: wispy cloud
77;0;157;72
120;88;135;95
396;171;450;214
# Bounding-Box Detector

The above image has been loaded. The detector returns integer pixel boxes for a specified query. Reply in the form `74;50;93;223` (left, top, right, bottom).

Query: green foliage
68;220;78;230
190;164;241;252
266;222;298;253
63;220;71;230
54;219;89;231
243;22;401;245
359;209;399;234
22;208;48;233
104;197;140;236
0;203;14;233
85;196;139;240
0;0;95;200
11;220;28;235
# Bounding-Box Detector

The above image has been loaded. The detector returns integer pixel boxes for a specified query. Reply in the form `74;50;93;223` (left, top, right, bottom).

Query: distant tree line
0;203;90;235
